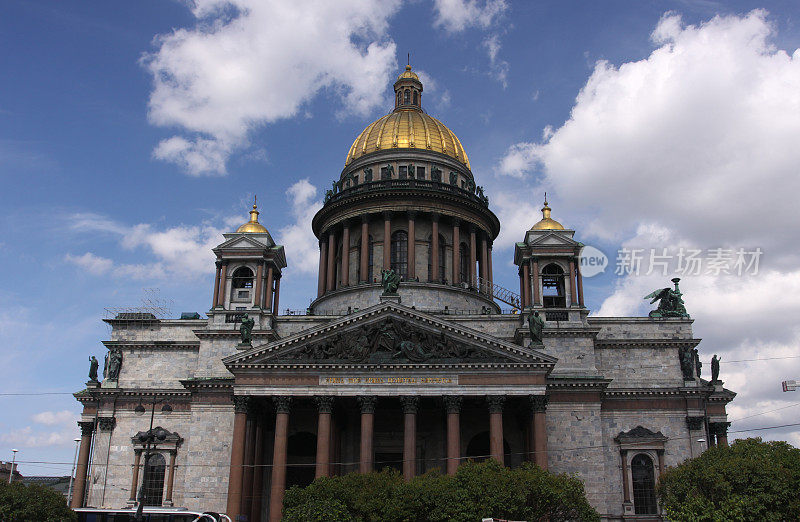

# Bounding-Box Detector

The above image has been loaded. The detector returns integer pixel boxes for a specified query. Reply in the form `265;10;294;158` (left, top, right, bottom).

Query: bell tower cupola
394;65;423;110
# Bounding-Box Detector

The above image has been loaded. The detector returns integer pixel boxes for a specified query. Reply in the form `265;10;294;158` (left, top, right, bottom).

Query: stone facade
73;66;734;522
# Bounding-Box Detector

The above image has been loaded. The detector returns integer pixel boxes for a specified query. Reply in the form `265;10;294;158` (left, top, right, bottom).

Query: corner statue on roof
239;313;255;345
529;311;545;346
644;277;689;318
88;356;99;382
381;268;401;295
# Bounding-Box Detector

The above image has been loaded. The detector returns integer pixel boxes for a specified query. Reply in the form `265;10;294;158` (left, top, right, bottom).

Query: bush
283;460;599;522
0;480;76;522
657;438;800;521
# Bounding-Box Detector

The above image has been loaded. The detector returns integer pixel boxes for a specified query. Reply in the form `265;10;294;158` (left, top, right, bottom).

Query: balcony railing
324;178;489;207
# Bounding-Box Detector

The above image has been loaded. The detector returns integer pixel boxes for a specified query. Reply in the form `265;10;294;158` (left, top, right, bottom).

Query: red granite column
444;396;462;475
480;233;488;294
620;450;631;503
241;414;256;517
129;450;141;502
569;259;577;307
226;397;249;520
401;397;419;480
264;266;274;312
452;220;461;285
254;262;264;309
488;396;505;466
518;269;525;308
317;240;327;297
360;217;369;283
250;414;266;522
530;395;549;469
341;223;350;287
315;396;334;479
164;451;176;505
272;277;280;316
268;397;291;522
358;396;377;474
469;226;477;288
407;212;416;280
326;231;336;292
212;261;222;309
382;212;392;270
577;262;585;307
522;261;531;307
532;260;540;306
71;421;94;508
488;242;493;290
431;214;440;282
217;262;229;307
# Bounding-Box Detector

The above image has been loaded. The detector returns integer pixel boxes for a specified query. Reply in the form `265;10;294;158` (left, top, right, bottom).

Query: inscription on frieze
319;375;457;385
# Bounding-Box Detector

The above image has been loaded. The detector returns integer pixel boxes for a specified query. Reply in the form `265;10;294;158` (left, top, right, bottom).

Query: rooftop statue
88;355;99;382
711;354;722;383
381;268;400;295
529;311;545;346
107;347;123;381
239;313;255;345
644;277;689;318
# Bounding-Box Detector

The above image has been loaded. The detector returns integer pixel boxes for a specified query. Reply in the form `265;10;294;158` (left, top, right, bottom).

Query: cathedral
72;66;734;521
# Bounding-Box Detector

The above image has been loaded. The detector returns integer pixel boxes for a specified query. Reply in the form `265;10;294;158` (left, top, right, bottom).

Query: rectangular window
237;290;249;299
417;166;425;179
381;167;390;180
399;166;407;179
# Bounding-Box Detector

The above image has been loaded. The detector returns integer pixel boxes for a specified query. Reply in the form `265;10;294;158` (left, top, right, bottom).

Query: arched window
459;243;469;285
631;454;658;515
541;263;566;308
357;235;374;283
142;453;166;506
391;230;408;279
413;91;418;105
427;234;446;283
404;89;410;104
232;266;254;288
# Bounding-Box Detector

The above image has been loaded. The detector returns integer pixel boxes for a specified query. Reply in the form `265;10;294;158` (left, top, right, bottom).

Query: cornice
102;340;200;350
594;338;701;349
230;362;550;371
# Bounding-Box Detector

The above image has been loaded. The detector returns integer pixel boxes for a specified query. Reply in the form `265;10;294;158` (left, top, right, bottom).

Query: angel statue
643;278;688;318
381;268;401;295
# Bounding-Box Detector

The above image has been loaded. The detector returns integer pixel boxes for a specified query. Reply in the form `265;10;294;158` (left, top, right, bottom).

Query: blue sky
2;0;800;476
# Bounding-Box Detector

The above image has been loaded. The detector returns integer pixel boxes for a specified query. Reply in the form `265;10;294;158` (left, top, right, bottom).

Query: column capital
361;214;371;224
358;395;377;414
78;420;95;436
407;210;417;219
709;421;730;436
529;395;549;413
232;396;252;414
273;396;292;414
443;395;462;414
431;212;440;222
451;217;461;227
401;396;419;414
215;259;223;269
315;395;334;414
686;416;705;431
97;416;116;432
486;395;506;413
382;211;392;220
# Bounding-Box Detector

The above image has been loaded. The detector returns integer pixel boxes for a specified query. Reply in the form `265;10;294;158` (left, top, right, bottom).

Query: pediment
527;231;580;247
215;233;273;251
224;303;557;368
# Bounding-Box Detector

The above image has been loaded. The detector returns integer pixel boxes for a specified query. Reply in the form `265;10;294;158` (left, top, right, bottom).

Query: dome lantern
394;65;423;110
236;197;269;234
530;194;564;231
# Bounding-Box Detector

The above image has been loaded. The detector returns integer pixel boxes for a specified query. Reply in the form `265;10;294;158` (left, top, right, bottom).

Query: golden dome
236;199;269;233
345;65;471;169
530;196;564;230
397;64;420;81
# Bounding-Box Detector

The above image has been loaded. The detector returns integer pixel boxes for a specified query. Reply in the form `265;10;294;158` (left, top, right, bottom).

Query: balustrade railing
324;177;489;207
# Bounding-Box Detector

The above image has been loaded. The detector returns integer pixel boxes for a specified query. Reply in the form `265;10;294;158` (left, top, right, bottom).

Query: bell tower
514;196;586;322
209;199;287;330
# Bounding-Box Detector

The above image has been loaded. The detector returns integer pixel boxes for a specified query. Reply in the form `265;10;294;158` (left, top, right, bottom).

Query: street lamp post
67;438;81;505
8;449;18;484
134;397;172;522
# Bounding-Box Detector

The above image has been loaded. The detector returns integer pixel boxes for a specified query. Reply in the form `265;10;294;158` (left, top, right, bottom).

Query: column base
623;501;634;515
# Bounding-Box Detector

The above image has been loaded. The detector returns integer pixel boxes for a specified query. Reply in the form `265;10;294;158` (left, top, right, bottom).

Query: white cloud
482;34;509;88
496;10;800;443
32;410;78;427
0;410;79;448
276;179;323;276
142;0;400;176
64;252;113;275
432;0;507;32
66;213;226;281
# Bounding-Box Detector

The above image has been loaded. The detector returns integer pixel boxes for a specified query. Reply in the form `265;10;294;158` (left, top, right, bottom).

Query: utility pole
8;449;18;484
67;438;81;504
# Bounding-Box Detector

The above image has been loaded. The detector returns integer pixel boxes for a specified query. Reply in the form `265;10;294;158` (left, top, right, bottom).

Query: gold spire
530;193;565;230
236;196;269;233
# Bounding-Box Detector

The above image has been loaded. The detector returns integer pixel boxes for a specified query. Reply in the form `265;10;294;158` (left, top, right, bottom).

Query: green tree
0;480;77;522
657;438;800;521
283;460;599;522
